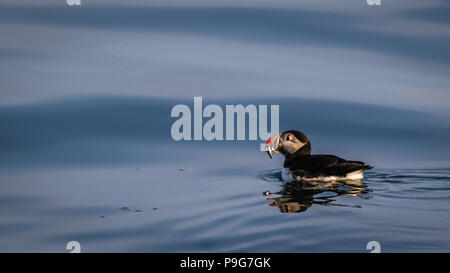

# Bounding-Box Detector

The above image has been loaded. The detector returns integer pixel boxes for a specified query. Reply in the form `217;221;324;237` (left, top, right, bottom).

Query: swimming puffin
265;130;372;182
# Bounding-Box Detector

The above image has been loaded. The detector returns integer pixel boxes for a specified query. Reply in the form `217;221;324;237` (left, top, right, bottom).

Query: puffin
265;130;372;182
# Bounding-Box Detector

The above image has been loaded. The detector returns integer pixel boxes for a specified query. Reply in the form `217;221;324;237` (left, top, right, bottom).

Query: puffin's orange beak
265;134;282;159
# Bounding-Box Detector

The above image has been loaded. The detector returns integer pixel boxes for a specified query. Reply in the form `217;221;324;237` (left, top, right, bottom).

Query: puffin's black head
265;130;311;158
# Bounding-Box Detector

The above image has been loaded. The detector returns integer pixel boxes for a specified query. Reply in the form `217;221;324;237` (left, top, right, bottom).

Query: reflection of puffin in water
264;177;370;213
265;130;372;182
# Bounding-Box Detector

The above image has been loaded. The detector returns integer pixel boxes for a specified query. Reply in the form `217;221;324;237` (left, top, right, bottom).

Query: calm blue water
0;1;449;252
0;98;449;252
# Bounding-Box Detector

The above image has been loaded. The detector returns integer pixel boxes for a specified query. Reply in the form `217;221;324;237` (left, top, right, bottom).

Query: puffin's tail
360;165;373;171
328;161;372;177
347;162;373;172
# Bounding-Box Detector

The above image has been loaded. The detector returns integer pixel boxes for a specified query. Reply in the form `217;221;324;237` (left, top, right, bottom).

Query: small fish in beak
265;134;282;159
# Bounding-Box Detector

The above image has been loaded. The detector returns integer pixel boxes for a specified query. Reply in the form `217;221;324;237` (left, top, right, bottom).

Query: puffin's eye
286;135;291;141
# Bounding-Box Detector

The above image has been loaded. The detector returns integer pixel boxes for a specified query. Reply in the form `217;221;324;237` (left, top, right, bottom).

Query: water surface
0;98;449;252
0;0;449;252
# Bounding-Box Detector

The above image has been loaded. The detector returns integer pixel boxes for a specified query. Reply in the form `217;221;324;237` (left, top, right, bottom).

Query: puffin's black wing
288;155;342;173
289;155;371;177
322;160;372;176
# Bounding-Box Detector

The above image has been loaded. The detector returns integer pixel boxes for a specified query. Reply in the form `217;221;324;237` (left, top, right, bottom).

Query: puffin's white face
265;131;308;158
280;132;306;154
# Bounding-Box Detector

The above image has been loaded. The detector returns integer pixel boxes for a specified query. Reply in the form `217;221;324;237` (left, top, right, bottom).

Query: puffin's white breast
281;168;365;182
